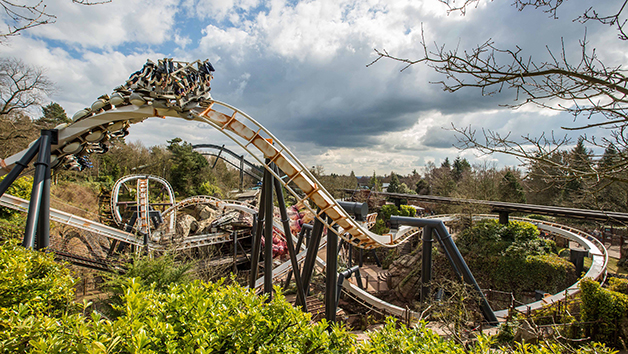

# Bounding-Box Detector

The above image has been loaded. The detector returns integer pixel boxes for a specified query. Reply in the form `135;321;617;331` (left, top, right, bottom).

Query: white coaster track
0;59;416;250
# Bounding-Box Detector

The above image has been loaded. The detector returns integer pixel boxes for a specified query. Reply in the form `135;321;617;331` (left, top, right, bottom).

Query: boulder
196;205;215;221
176;214;197;239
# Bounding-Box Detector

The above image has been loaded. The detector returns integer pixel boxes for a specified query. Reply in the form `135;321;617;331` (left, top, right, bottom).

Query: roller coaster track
192;144;264;181
0;59;416;250
0;59;606;323
349;189;628;224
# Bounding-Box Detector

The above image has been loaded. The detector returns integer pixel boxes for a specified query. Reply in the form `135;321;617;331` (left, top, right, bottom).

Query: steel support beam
300;217;324;297
23;130;55;249
390;216;499;325
0;139;40;198
421;225;434;303
263;162;274;298
272;164;307;310
325;216;338;322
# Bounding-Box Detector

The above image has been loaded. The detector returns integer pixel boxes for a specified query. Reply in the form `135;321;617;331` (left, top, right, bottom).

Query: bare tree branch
0;57;53;116
0;0;112;41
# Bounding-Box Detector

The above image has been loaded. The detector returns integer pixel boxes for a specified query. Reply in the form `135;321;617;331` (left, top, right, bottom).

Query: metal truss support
263;163;274;298
390;216;498;325
283;224;312;290
300;217;325;297
272;164;307;310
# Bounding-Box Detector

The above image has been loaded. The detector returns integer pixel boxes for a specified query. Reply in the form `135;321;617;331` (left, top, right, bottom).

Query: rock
196;205;215;220
514;320;539;344
176;214;197;238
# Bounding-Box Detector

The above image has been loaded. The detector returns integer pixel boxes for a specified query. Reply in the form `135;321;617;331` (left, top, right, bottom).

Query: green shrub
399;205;416;217
495;254;576;294
372;219;389;235
580;277;628;346
0;176;32;219
101;253;194;318
380;204;399;220
1;279;356;353
0;240;76;316
608;278;628;295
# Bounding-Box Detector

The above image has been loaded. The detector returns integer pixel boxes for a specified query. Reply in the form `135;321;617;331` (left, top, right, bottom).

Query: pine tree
499;170;526;203
387;172;400;193
368;171;381;191
39;102;71;125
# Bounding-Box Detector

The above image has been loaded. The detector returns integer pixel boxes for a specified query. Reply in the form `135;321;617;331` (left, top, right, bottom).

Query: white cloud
27;0;179;48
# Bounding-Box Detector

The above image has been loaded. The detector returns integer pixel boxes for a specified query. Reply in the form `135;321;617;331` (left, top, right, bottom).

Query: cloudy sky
1;0;624;176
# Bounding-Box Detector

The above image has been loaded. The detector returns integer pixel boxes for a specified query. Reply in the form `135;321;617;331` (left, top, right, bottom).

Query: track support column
325;218;338;323
23;130;56;249
421;225;434;303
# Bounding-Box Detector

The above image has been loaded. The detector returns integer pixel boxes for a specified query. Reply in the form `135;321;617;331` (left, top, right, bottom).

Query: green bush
358;318;616;353
0;176;32;219
101;254;194;318
1;279;356;353
495;253;576;294
580;277;628;346
608;277;628;295
457;220;572;294
0;240;76;316
399;205;416;217
380;204;399;220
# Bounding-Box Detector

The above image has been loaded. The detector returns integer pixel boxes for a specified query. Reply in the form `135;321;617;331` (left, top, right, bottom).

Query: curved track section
190;101;419;249
111;174;176;232
0;58;416;249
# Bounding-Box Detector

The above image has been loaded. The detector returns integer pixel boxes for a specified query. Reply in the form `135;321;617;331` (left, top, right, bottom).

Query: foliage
371;218;389;235
399;205;416;217
0;240;76;315
496;253;575;295
369;171;382;191
358;317;616;353
1;278;356;353
580;277;628;347
380;204;399;220
499;170;526;203
0;175;32;219
608;278;628;295
198;181;224;198
457;220;573;295
38;102;71;125
387;172;401;193
101;253;194;318
358;318;465;353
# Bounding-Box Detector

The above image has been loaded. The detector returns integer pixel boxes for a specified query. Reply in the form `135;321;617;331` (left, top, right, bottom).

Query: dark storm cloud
421;126;457;149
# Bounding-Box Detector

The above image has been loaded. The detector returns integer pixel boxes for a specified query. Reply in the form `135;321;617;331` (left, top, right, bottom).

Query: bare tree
369;1;628;194
0;57;53;117
1;0;112;41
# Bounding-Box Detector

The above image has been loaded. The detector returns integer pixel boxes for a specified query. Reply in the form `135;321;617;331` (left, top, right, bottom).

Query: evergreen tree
441;157;451;169
451;157;471;182
415;179;430;195
167;138;210;197
499;170;527;203
387;172;400;193
565;137;592;198
368;171;381;191
38;102;71;125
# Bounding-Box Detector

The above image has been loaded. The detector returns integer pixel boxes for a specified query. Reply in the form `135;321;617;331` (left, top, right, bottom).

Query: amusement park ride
0;59;610;326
